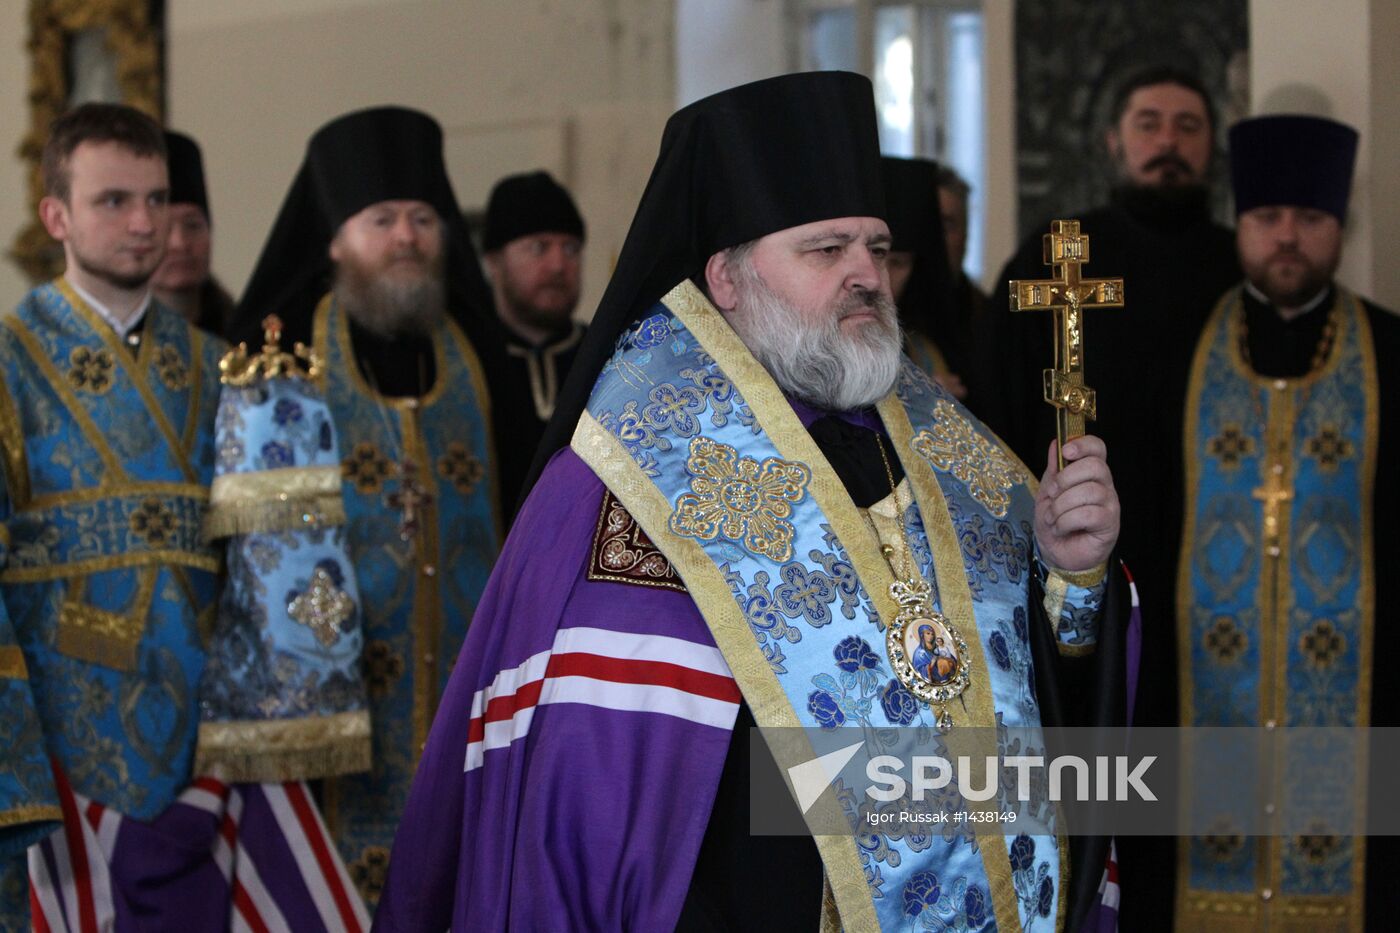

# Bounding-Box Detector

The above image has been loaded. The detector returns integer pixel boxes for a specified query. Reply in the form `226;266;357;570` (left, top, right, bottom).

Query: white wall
168;0;677;320
675;0;788;107
979;0;1016;293
1249;0;1400;309
1;0;32;305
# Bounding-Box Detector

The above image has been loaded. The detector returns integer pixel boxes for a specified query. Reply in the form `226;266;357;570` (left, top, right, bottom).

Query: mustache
1144;153;1193;175
837;286;897;321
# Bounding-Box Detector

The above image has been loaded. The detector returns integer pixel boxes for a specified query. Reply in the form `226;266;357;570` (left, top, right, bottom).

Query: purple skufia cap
1229;114;1359;222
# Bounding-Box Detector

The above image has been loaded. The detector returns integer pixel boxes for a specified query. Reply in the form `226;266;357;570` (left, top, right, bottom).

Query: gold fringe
202;494;347;541
0;804;63;830
195;710;372;782
205;465;347;540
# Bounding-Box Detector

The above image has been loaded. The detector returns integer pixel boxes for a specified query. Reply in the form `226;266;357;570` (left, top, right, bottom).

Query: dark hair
1109;65;1216;133
934;165;971;204
42;103;167;202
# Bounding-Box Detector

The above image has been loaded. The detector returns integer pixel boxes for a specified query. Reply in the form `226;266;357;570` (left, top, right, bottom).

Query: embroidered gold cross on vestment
1253;466;1293;558
1009;220;1125;469
386;459;434;541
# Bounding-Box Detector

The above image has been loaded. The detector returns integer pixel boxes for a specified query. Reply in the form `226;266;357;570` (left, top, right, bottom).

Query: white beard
726;260;903;411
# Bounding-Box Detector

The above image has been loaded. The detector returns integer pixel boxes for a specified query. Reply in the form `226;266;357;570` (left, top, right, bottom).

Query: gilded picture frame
10;0;164;283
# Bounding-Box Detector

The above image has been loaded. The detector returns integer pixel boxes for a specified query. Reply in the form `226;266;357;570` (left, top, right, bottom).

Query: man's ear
328;233;342;264
38;196;69;242
704;250;739;313
483;250;502;281
1104;127;1121;160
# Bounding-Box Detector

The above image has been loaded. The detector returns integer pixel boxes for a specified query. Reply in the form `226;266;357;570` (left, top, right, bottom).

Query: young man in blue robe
376;72;1135;932
230;107;504;906
0;104;362;932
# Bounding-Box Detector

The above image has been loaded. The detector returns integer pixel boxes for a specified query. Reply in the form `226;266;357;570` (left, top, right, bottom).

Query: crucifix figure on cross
1010;220;1125;469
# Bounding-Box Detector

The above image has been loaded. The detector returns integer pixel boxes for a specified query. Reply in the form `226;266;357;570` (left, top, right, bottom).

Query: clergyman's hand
1033;436;1119;572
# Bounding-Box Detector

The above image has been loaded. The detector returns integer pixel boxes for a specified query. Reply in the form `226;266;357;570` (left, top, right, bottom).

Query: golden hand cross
1009;220;1125;469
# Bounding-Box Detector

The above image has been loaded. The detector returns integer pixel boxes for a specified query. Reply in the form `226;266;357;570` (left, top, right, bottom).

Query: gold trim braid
195;709;373;783
878;394;1023;929
0;644;28;679
204;465;348;540
0;804;63;830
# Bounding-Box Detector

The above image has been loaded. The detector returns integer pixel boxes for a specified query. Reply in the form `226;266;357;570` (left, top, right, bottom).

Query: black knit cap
482;171;585;251
526;70;886;492
165;130;209;218
1229;115;1359;222
230;106;495;350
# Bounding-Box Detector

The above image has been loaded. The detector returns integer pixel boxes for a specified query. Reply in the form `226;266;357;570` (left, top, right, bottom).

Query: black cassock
495;323;587;522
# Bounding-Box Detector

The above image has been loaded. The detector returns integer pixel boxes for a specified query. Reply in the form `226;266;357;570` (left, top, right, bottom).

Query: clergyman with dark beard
969;68;1240;816
229;106;504;907
481;170;588;518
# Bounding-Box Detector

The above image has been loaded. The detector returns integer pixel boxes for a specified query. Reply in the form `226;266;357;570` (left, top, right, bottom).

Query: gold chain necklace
872;435;971;734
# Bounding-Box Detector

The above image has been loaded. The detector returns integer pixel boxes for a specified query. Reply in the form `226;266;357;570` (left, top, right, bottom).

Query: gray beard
333;261;447;340
727;260;903;411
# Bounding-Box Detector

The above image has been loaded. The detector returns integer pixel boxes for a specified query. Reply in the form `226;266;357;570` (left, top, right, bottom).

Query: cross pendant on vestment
386;459;434;542
1009;220;1125;469
1252;466;1293;558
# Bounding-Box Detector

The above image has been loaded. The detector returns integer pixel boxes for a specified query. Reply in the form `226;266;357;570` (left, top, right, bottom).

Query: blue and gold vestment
0;280;223;919
1177;286;1378;931
310;297;499;903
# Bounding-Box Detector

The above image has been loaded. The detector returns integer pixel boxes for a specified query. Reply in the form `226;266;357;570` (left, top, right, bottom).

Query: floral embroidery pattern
436;442;485;495
641;382;707;438
902;870;990;932
807;636;883;730
259;440;294;469
342;442;393;494
153;344;189;390
945;497;1032;600
726;567;801;675
1304;425;1354;472
631;313;672;349
880;678;919;725
1294;830;1340;865
67;346;115;394
1207;424;1255;469
348;845;391;903
1204;615;1247;664
670;436;810;562
1300;619;1345;668
772;562;836;628
273;398;303;425
1009;833;1055;928
913;401;1025;518
364;639;404;699
128;498;178;546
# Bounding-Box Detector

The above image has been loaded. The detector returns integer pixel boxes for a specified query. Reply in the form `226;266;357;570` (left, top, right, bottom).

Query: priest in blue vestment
0;104;364;932
230;107;505;907
1122;113;1400;932
376;72;1136;932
